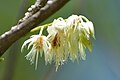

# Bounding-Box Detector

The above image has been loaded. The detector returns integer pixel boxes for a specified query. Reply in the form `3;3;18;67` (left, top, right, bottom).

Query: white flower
21;15;95;71
47;18;68;70
66;15;81;61
21;27;50;69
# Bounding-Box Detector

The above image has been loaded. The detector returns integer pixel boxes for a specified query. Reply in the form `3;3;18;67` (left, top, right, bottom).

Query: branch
18;0;48;24
0;0;70;57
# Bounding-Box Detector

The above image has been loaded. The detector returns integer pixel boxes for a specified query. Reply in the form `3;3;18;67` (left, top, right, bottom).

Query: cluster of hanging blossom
21;15;95;71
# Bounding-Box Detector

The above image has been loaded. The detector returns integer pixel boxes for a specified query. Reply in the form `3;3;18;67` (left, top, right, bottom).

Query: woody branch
0;0;69;57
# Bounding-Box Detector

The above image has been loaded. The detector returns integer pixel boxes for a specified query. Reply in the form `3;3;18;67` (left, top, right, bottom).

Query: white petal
21;38;33;52
35;50;39;70
79;43;86;60
87;21;95;38
25;46;36;64
27;41;34;50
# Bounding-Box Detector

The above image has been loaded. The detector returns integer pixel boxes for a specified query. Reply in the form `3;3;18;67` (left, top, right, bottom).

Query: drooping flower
21;15;95;71
65;15;94;61
66;15;81;61
21;27;50;69
47;18;69;70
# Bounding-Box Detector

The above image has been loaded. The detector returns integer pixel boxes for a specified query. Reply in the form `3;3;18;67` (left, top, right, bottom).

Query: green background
0;0;120;80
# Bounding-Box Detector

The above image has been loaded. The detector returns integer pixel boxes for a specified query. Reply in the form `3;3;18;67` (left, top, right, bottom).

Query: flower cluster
21;15;95;71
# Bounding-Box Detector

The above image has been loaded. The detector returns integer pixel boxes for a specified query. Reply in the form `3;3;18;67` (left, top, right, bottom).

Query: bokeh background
0;0;120;80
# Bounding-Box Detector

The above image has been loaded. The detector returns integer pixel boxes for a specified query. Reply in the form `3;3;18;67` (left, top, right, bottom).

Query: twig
0;0;70;57
18;0;48;24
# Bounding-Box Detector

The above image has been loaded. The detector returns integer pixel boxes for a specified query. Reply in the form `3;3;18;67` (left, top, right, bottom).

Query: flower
66;15;82;61
65;15;94;60
21;15;95;71
47;18;68;70
21;27;50;69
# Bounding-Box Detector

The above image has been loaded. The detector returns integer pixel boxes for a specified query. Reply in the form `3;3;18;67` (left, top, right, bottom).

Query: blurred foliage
0;0;120;80
0;57;4;62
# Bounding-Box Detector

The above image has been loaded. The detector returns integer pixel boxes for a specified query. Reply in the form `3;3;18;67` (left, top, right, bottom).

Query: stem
0;0;70;57
31;23;52;32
